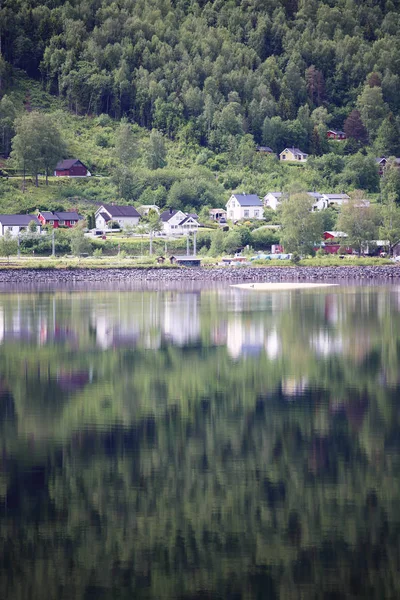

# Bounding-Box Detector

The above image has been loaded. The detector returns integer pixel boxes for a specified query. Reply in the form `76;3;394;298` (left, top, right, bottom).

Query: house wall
226;196;263;220
55;165;91;177
162;211;187;234
264;194;280;210
279;150;307;162
0;224;41;236
95;213;139;230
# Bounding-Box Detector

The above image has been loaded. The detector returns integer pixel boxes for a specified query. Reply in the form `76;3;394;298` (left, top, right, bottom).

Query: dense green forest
1;0;400;231
2;0;400;154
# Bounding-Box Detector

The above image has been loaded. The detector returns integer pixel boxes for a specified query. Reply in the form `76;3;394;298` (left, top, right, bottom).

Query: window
59;220;64;225
254;210;259;217
282;155;286;159
229;211;234;219
244;210;249;218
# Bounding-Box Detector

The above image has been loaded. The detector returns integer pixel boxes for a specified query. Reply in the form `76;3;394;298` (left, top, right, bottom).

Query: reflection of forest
0;287;400;599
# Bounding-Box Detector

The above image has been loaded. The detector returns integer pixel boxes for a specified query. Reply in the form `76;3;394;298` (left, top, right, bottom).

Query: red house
326;130;346;140
37;211;81;228
54;159;91;177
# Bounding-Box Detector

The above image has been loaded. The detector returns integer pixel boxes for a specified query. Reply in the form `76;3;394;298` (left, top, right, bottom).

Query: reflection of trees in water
0;289;400;597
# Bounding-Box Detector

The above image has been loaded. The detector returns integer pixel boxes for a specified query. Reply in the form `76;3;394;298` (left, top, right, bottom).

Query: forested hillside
1;0;400;155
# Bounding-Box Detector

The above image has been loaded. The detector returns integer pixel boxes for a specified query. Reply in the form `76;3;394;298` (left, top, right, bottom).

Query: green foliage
337;194;379;255
0;230;17;260
11;111;66;186
280;194;324;254
70;229;92;256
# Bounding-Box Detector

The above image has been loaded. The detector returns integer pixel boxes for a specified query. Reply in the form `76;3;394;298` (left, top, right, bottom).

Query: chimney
169;207;173;214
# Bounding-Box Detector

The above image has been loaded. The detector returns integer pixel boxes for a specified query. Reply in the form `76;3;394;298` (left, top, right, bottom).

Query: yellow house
279;147;308;162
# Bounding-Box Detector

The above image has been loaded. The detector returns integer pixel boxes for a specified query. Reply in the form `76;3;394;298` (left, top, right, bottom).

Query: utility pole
193;231;197;256
52;229;55;257
17;232;20;258
186;234;190;255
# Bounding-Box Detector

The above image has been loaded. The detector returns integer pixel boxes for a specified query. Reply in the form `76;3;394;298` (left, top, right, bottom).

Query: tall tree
337;194;379;255
115;119;137;166
344;110;368;145
11;112;65;187
280;193;323;255
145;129;167;170
356;85;388;141
0;95;16;157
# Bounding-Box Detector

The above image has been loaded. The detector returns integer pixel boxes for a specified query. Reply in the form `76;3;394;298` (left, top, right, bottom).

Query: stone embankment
0;265;399;285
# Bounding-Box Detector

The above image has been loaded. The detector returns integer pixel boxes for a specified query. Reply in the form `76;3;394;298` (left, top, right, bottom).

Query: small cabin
54;159;91;177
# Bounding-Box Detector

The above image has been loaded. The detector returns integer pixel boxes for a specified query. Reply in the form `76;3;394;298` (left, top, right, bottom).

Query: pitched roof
0;214;40;226
54;211;80;220
99;212;110;222
160;209;178;222
231;194;262;207
40;211;59;221
327;130;346;135
56;159;86;170
307;192;323;199
102;204;140;218
178;215;199;226
281;147;308;156
322;193;350;200
265;192;283;199
257;146;273;152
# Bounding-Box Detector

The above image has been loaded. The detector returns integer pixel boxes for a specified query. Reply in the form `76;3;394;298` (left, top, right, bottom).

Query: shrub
291;252;301;264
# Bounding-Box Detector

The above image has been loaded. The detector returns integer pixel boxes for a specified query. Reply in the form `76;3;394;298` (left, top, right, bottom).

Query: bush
315;248;326;257
291;252;301;264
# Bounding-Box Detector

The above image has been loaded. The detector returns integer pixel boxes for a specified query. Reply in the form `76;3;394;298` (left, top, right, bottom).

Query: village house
95;204;141;230
326;130;346;140
137;205;160;216
226;193;264;221
0;214;41;236
38;211;80;228
54;159;91;177
264;192;285;210
209;208;227;222
160;209;199;235
256;146;274;154
279;147;308;162
375;156;400;176
312;193;350;210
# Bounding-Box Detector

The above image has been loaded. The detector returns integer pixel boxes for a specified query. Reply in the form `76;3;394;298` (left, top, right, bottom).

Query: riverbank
0;264;399;286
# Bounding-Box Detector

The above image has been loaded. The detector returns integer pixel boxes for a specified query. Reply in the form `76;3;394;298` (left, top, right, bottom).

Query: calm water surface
1;284;400;599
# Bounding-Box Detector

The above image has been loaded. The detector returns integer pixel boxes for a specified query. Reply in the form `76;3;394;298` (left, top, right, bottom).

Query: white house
137;204;160;216
312;193;350;210
0;214;41;236
226;193;264;221
95;204;141;230
160;209;199;235
264;192;284;210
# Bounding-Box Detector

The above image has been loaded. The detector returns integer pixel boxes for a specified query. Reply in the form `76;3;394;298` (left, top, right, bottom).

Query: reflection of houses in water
265;328;280;360
93;311;141;350
162;293;200;346
227;317;265;359
226;317;281;360
281;377;308;398
56;369;90;392
310;331;343;357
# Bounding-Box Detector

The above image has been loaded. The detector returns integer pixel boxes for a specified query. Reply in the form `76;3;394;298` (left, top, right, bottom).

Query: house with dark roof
257;146;274;154
327;130;346;140
95;204;141;230
279;147;308;162
54;159;91;177
0;214;41;236
38;211;80;228
375;156;400;176
226;193;264;221
160;209;199;235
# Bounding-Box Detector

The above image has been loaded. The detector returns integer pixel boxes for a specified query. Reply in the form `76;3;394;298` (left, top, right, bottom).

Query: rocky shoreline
0;265;399;286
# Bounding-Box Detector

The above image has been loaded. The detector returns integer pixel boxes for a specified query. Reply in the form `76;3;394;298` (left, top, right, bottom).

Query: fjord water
1;285;400;600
